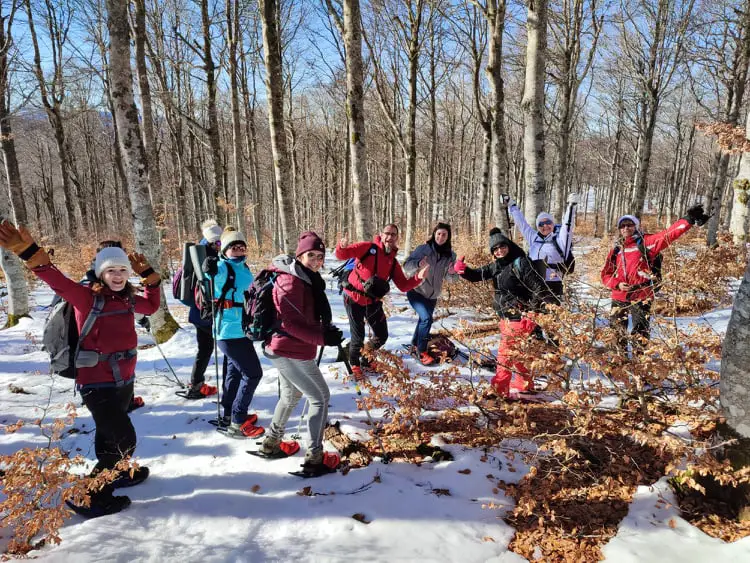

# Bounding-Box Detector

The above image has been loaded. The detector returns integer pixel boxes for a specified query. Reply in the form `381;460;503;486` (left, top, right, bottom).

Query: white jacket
509;203;576;281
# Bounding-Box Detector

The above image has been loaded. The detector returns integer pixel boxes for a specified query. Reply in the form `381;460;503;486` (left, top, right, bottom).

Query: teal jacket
206;257;254;340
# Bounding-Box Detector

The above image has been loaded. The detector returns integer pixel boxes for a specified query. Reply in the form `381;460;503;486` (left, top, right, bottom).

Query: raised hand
0;221;49;268
128;252;160;285
453;256;467;275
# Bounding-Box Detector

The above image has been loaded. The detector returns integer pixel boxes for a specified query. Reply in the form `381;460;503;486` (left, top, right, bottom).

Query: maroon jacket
33;264;161;386
266;256;325;361
334;235;422;306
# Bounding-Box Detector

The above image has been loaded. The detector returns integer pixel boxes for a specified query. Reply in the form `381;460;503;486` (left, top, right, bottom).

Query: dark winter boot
66;485;131;519
112;466;150;489
299;450;340;476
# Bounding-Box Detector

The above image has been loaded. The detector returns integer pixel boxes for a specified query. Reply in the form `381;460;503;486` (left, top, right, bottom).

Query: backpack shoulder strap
550;233;566;258
78;295;106;342
636;236;652;268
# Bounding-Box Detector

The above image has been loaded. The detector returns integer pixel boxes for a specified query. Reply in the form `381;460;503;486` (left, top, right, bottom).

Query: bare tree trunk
0;1;29;326
24;0;80;238
133;0;162;213
521;0;548;219
259;0;294;254
720;246;750;488
487;0;510;231
326;0;374;239
730;109;750;244
199;0;226;225
707;6;750;245
106;0;178;343
226;0;245;232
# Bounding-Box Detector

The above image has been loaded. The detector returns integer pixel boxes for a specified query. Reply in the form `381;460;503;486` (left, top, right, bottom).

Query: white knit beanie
201;219;223;243
536;212;555;227
94;247;132;277
617;214;641;230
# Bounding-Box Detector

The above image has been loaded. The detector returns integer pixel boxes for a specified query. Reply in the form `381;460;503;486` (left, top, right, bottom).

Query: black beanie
488;227;509;252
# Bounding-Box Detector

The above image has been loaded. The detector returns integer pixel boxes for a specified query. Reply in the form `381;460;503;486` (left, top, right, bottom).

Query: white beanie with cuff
94;247;132;278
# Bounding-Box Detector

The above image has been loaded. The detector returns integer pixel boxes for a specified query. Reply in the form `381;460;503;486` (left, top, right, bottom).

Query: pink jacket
33;264;161;386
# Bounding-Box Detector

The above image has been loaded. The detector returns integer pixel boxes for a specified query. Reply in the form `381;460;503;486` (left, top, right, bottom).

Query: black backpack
196;263;236;321
242;269;280;341
549;227;575;274
330;258;357;294
341;244;397;300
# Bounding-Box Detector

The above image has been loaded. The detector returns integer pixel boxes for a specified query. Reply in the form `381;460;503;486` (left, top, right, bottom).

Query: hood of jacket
271;254;312;284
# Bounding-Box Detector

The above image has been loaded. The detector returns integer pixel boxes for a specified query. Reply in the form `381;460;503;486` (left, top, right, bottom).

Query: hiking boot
260;435;282;456
225;420;265;439
419;352;436;366
112;466;150;489
186;383;218;400
184;385;205;400
300;450;340;476
67;487;131;519
127;396;145;412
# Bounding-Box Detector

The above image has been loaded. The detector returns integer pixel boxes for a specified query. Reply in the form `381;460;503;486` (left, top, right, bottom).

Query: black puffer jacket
460;232;546;320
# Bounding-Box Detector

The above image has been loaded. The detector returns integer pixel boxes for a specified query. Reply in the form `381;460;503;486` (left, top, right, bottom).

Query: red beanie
295;231;325;257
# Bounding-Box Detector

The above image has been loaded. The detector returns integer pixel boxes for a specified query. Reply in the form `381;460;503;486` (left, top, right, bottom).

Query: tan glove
0;221;50;268
128;252;160;286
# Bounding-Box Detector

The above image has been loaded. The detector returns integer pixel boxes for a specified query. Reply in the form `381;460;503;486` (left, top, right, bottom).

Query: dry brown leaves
0;406;136;554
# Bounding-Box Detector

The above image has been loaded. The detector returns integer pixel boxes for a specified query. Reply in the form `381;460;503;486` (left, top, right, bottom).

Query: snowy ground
1;266;749;562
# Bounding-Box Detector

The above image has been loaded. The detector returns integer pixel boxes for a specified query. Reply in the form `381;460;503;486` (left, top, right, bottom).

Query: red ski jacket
600;218;692;303
33;264;161;386
335;235;422;306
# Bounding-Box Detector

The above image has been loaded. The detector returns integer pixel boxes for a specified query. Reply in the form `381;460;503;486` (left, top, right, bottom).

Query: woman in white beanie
507;194;579;303
0;221;162;518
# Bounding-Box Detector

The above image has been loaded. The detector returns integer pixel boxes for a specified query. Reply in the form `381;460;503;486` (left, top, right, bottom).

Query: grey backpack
42;295;106;379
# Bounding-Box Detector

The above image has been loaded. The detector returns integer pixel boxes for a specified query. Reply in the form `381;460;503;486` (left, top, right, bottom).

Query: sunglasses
228;243;247;250
538;220;554;227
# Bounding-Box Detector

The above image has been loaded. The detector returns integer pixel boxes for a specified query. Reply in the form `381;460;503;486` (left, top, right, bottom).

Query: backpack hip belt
76;348;137;387
215;299;244;310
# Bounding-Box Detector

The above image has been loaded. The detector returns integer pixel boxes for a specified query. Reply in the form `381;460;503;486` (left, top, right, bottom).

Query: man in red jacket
600;204;708;352
336;224;429;378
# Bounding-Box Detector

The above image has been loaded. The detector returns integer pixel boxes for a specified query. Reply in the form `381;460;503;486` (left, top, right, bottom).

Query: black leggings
191;324;214;386
81;381;136;472
610;299;652;352
344;295;388;367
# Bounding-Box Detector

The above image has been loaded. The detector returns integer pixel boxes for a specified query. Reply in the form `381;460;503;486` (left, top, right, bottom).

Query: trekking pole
439;323;497;368
144;320;184;388
501;194;514;237
337;344;390;464
208;275;221;424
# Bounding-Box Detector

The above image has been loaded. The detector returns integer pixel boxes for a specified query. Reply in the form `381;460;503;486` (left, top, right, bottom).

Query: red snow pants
492;318;537;397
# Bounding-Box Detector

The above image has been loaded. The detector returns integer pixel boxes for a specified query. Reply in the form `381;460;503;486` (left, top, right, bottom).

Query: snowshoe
176;383;218;400
127;396;145;413
111;466;150;489
289;452;340;478
209;413;257;428
247;439;300;459
220;419;265;439
66;494;131;519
